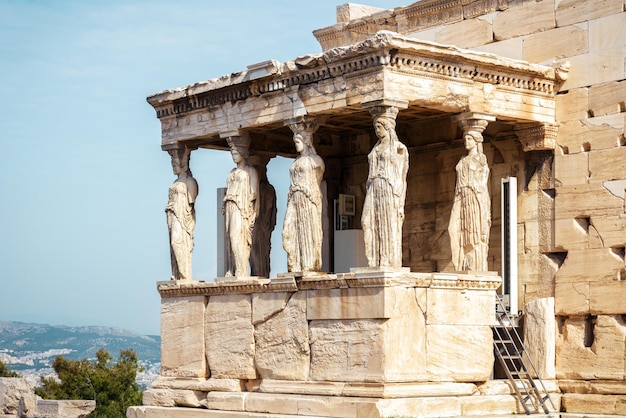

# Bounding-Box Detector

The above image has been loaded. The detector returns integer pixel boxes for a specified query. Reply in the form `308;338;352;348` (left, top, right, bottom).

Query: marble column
448;112;496;272
249;153;277;278
222;132;259;278
165;144;198;281
282;116;325;274
361;103;409;269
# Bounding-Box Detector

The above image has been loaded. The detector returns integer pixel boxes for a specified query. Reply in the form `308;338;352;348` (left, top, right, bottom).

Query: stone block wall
401;0;626;413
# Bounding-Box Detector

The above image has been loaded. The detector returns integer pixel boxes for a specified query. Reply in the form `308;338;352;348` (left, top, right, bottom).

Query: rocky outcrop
0;378;95;418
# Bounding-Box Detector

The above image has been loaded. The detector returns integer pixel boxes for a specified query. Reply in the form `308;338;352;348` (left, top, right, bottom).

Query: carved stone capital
284;115;320;136
221;131;251;151
453;112;496;134
515;123;559;152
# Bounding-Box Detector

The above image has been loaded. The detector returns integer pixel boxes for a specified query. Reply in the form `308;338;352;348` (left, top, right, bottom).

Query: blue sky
0;0;390;335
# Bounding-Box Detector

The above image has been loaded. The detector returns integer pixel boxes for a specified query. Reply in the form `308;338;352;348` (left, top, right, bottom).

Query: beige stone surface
251;291;289;324
309;318;385;382
557;315;626;380
472;36;525;60
0;378;32;416
151;376;244;392
336;3;386;24
205;294;256;379
493;0;555;41
254;292;310;380
559;379;626;394
204;391;246;412
524;297;556;379
590;281;626;314
426;288;496;326
556;248;625;283
161;296;206;377
523;25;588;64
555;183;624;220
142;389;204;408
558;48;626;91
556;87;589;122
426;325;494;382
590;12;626;52
589;81;626;117
555;152;589;187
589;146;626;182
556;119;623;154
562;393;626;414
556;0;624;27
435;18;493;48
555;281;589;315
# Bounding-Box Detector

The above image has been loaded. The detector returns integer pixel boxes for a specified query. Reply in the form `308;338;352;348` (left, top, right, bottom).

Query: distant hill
0;321;160;388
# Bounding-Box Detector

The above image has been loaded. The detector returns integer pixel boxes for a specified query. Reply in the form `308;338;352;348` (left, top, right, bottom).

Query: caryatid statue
361;105;409;268
165;146;199;281
222;134;259;277
448;114;494;271
282;117;325;273
250;154;277;278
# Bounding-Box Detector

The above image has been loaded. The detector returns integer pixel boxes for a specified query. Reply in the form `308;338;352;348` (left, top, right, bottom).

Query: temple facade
129;1;626;417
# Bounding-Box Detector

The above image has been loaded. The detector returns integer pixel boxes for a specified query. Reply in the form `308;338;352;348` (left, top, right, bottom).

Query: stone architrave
361;104;409;268
165;146;198;281
222;133;259;278
282;116;325;273
249;154;276;278
448;113;495;272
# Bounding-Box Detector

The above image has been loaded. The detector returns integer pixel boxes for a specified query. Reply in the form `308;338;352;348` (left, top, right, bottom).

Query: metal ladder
493;295;556;415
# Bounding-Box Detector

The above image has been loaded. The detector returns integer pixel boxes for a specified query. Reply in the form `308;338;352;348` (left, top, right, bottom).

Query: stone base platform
127;380;562;417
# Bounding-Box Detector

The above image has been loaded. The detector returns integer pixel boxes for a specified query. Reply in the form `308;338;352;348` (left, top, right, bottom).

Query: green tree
36;349;144;418
0;358;20;377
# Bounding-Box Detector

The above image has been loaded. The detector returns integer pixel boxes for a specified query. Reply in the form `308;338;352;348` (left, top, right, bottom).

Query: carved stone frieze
515;122;560;152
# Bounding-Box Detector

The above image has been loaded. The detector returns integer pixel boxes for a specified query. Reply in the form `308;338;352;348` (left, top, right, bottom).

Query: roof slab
147;31;563;157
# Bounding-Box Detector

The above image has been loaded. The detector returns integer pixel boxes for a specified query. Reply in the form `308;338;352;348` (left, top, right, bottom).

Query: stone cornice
157;270;501;297
147;31;557;122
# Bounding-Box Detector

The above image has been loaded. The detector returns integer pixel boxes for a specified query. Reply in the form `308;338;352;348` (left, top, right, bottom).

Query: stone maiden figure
222;136;259;277
361;106;409;268
282;130;325;273
448;129;491;271
165;146;198;281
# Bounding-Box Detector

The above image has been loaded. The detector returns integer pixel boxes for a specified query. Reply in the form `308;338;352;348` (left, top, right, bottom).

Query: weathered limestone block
0;378;32;415
151;376;244;392
560;379;626;394
524;297;556;379
309;287;427;383
555;281;589;315
556;315;626;379
142;388;204;408
36;400;95;418
555;152;589;187
589;81;626;117
336;3;386;24
556;87;589;122
559;49;626;91
562;393;626;415
309;319;386;382
373;397;462;418
205;294;256;379
435;18;493;48
426;325;494;382
523;25;588;64
590;12;626;51
160;295;206;377
556;248;625;283
426;288;496;326
555;183;624;220
554;218;588;250
460;394;520;416
557;119;623;154
204;391;246;412
254;292;310;380
251;291;289;324
588;215;626;248
590;281;626;314
18;391;37;418
472;36;524;60
492;0;555;41
556;0;624;27
589;146;626;182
